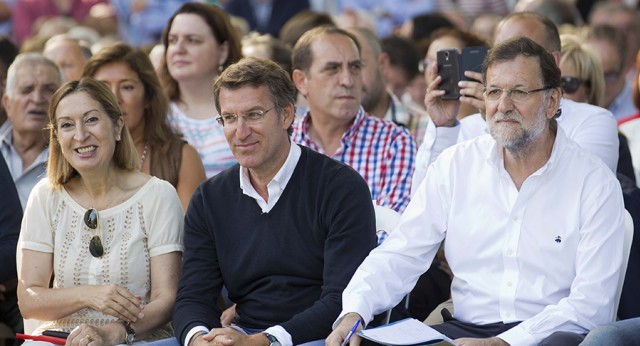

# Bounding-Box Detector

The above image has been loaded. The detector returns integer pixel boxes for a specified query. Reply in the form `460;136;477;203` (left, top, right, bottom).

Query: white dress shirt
0;124;49;209
412;98;619;194
185;142;302;346
240;142;301;214
339;129;625;346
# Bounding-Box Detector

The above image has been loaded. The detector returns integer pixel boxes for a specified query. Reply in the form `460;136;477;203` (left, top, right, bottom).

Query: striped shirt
168;103;236;178
293;107;416;212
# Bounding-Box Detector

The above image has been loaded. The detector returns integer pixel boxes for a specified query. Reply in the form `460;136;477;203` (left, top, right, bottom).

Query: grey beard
489;111;546;156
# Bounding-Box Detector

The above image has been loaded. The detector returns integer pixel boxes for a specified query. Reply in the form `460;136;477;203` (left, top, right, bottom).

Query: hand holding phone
437;49;461;100
458;46;488;114
425;56;461;127
437;46;488;100
460;46;488;81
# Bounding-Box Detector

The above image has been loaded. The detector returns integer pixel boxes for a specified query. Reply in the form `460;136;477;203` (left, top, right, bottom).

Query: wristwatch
262;333;281;346
120;321;136;345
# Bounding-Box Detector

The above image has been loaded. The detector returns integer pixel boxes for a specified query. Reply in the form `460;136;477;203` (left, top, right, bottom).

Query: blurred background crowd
2;0;640;344
1;0;639;142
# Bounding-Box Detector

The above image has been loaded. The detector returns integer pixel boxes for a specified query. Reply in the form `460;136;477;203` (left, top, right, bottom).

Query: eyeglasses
561;76;590;94
483;86;552;103
418;58;432;73
84;208;104;258
216;107;275;127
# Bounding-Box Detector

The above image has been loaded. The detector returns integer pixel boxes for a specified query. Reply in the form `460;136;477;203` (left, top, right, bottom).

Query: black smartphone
42;330;70;339
437;49;461;100
460;46;488;81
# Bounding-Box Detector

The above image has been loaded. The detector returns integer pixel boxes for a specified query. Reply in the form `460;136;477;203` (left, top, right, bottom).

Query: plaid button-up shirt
293;107;416;212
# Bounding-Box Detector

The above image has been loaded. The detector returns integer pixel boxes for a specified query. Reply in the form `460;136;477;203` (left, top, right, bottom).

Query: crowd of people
1;0;640;345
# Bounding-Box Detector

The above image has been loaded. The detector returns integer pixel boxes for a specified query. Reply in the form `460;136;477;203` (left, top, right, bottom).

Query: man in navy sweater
169;57;377;346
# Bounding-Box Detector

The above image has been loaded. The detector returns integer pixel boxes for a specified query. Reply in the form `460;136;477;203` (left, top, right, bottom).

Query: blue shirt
0;0;15;36
111;0;190;47
609;80;638;120
338;0;435;37
0;124;48;209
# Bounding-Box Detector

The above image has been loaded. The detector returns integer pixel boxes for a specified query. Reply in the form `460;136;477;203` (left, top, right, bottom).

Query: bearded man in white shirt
328;37;625;346
412;12;619;194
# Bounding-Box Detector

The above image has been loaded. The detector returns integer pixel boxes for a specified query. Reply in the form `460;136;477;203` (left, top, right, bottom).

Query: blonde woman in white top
17;78;184;345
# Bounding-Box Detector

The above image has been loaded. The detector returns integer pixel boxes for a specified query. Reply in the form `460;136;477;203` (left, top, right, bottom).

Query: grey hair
5;53;62;98
45;34;92;60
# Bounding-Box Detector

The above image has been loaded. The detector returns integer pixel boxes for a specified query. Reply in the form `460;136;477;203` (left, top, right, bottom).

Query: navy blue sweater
173;146;377;344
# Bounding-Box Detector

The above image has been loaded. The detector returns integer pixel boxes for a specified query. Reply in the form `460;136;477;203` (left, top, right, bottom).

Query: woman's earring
218;64;224;73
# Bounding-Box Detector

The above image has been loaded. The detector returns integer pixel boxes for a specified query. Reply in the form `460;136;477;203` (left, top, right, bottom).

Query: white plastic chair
23;319;39;334
614;210;634;316
373;203;401;240
373;203;406;325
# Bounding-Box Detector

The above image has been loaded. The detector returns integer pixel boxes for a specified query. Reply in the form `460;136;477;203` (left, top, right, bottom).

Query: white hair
5;53;62;98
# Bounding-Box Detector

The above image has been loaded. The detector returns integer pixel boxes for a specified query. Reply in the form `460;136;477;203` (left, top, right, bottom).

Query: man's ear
379;52;391;82
551;51;561;66
2;94;10;119
281;104;295;130
292;69;308;98
218;41;229;69
546;87;562;120
379;52;390;71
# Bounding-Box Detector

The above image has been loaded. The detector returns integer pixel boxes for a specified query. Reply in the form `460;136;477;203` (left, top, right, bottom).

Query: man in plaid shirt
291;26;416;213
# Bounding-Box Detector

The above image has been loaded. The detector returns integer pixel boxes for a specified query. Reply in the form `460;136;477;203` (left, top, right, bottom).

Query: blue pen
340;319;361;346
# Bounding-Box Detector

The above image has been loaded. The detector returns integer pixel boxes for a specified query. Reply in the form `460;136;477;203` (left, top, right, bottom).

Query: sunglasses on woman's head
561;76;590;94
84;208;104;258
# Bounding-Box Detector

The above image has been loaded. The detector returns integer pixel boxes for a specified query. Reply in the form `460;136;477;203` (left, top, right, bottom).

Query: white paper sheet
358;318;454;345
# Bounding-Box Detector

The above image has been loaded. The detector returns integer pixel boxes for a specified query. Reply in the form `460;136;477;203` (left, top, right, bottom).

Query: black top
173;146;377;344
0;153;23;283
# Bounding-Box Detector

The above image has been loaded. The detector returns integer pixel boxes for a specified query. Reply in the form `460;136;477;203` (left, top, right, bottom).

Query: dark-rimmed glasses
561;76;590;94
483;86;552;103
84;208;104;258
216;107;275;127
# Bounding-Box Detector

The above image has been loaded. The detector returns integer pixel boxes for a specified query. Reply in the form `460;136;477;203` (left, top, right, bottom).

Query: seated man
413;12;619;193
347;28;413;127
1;53;62;209
43;35;89;82
291;26;416;213
587;24;637;121
328;37;625;346
167;58;377;346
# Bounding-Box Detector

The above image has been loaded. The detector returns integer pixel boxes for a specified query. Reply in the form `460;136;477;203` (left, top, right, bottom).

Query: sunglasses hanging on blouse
84;208;104;258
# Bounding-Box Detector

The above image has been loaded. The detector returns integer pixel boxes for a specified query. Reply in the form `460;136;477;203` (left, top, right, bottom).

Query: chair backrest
373;203;403;324
23;319;39;334
373;203;401;245
614;209;634;316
